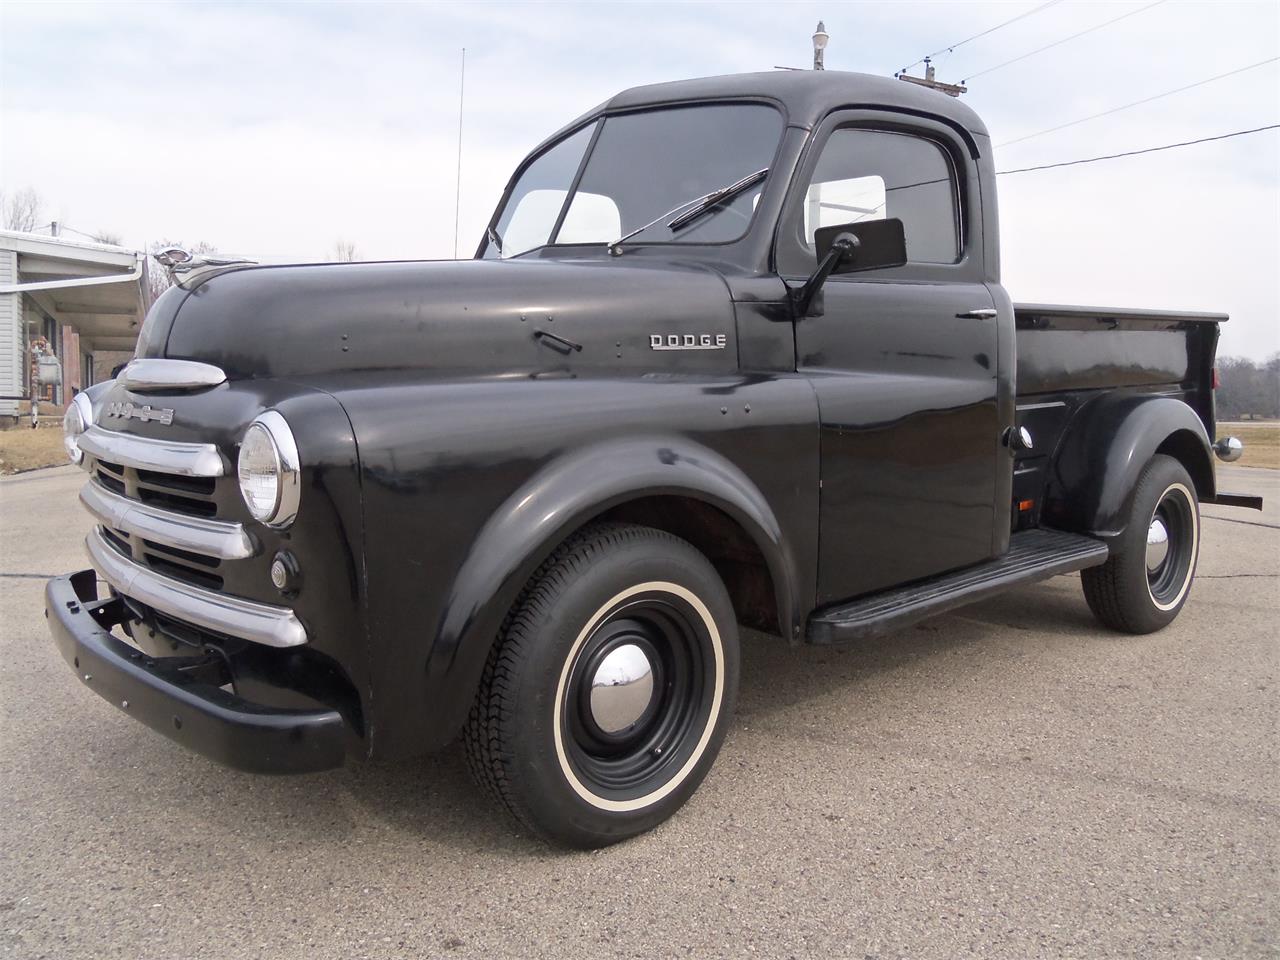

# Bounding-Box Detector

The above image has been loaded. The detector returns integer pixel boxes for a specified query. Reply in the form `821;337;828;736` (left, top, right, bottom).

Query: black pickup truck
47;70;1260;847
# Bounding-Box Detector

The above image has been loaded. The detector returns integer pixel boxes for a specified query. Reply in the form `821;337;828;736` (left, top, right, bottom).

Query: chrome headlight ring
63;392;95;465
237;410;300;527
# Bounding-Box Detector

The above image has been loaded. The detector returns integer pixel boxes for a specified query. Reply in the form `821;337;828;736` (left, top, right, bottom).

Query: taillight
1212;367;1220;390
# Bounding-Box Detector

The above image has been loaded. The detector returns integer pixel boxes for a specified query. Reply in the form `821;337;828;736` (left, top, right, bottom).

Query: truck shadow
321;581;1104;849
70;580;1106;856
736;577;1101;722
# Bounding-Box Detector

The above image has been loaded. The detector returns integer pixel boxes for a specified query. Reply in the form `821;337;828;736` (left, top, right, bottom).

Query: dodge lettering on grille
105;401;175;425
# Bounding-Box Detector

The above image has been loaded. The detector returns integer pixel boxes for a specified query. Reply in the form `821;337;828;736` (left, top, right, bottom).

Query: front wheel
464;522;740;848
1082;454;1200;634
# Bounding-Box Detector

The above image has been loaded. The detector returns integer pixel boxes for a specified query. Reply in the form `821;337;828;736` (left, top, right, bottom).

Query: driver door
781;116;1005;604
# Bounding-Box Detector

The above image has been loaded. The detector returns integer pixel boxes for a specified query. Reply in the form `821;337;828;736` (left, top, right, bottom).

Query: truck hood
141;258;741;380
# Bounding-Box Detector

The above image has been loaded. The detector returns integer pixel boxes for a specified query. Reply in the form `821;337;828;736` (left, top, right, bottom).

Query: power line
997;56;1280;147
963;0;1169;83
49;225;101;242
995;123;1280;175
899;0;1063;74
26;223;111;243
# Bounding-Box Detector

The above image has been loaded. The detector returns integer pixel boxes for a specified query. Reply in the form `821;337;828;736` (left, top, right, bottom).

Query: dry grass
1225;422;1280;470
0;427;70;475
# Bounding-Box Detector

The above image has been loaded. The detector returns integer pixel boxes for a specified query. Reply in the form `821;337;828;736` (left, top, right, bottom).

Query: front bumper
45;569;346;775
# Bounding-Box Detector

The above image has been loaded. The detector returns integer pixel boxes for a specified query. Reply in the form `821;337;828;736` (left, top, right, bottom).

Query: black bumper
1205;491;1264;510
45;570;346;775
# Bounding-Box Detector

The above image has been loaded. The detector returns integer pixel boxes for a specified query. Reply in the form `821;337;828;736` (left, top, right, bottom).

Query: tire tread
462;521;694;838
1081;454;1198;634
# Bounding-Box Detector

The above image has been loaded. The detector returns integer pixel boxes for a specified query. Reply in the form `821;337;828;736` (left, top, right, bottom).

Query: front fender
1043;394;1215;540
429;433;800;701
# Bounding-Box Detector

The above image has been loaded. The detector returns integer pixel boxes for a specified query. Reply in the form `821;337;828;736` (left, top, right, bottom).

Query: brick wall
60;325;81;397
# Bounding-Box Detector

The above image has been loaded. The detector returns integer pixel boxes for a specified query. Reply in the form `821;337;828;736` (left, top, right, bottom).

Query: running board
806;528;1109;645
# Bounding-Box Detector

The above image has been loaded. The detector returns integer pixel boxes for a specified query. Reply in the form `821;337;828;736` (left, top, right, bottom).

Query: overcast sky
3;0;1277;358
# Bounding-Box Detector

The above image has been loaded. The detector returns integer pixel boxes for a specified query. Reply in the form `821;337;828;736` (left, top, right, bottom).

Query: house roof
0;229;141;268
0;229;147;354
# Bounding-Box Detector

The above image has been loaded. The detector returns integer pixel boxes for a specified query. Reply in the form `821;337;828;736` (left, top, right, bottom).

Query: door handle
955;308;998;320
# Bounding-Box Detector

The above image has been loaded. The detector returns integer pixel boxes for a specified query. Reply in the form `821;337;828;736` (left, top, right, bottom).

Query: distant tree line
1216;355;1280;420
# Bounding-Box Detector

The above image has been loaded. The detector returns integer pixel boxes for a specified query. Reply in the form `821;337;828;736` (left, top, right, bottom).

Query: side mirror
792;218;908;317
815;218;907;275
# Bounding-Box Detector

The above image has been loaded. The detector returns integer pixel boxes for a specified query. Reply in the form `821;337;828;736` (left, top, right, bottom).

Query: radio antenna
453;47;466;259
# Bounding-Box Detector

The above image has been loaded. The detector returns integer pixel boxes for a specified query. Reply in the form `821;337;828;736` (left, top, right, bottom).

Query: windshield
484;103;783;258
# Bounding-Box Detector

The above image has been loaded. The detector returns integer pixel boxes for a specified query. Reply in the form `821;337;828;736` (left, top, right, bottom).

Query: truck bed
1014;302;1225;399
1011;303;1224;527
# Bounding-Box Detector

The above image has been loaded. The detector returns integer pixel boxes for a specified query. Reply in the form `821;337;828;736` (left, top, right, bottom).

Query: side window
780;128;960;275
487;123;596;259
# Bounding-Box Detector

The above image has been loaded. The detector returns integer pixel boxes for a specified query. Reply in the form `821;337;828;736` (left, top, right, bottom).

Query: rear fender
1043;394;1215;541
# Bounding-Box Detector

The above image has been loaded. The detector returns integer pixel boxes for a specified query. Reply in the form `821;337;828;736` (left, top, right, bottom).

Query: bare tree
92;230;124;246
331;239;358;262
1;187;43;232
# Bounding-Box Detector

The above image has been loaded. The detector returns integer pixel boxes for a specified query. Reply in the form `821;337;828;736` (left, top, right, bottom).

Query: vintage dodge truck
47;70;1260;847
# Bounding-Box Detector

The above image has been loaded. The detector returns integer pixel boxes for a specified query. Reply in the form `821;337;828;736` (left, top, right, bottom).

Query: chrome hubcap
1146;517;1170;572
589;643;655;734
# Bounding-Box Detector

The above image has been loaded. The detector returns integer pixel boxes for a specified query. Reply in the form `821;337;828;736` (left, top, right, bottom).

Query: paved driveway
1;464;1276;959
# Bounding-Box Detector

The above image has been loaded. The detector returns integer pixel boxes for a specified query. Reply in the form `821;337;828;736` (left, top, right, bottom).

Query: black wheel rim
1146;485;1195;607
561;592;716;802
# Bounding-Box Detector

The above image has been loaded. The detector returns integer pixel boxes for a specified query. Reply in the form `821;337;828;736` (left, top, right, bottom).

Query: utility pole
812;21;828;70
897;57;967;97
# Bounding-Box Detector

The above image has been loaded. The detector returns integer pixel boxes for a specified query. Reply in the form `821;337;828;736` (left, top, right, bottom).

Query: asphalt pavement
1;463;1276;959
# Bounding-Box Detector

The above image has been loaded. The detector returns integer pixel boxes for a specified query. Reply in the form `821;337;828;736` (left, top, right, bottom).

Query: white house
0;230;148;420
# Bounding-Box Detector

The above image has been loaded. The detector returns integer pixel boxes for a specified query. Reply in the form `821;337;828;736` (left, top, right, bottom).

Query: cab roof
582;69;989;138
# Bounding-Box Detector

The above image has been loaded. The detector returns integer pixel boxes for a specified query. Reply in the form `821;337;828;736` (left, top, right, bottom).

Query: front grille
143;551;224;591
137;468;217;497
95;469;127;497
137;486;218;518
88;455;228;590
94;461;217;520
142;539;222;569
102;526;132;555
73;367;309;654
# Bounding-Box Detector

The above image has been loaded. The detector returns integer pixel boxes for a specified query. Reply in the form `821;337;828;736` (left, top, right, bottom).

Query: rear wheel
1082;454;1200;633
464;522;739;848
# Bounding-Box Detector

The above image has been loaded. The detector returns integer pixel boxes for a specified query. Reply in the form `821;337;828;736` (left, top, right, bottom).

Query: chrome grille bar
79;425;225;478
86;528;307;649
80;481;255;561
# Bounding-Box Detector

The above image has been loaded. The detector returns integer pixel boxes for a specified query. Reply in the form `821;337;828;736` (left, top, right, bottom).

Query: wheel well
1155;429;1214;501
595;495;782;636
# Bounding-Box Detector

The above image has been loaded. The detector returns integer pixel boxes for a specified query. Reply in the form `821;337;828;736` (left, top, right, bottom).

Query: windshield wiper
668;168;770;232
486;224;504;255
607;167;768;256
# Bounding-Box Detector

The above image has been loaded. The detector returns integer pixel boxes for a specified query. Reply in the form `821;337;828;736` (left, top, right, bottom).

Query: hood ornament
153;247;258;289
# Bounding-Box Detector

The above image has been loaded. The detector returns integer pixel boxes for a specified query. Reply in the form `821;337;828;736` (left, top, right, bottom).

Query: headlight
63;393;94;464
237;411;300;527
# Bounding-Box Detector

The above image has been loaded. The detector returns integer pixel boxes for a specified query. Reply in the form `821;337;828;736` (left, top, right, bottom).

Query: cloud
3;0;1276;357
